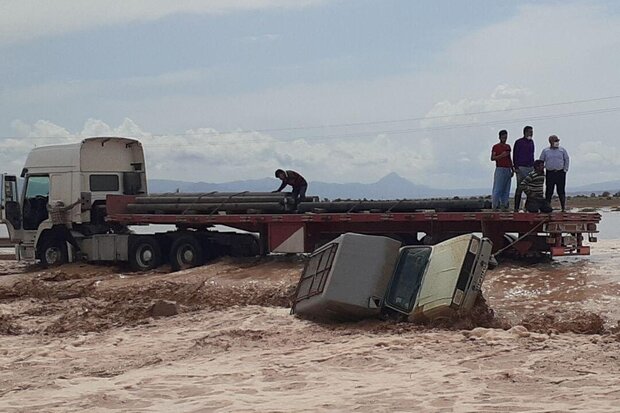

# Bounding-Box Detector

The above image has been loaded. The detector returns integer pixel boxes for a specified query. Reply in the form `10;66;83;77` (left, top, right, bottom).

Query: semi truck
291;232;492;321
1;137;601;271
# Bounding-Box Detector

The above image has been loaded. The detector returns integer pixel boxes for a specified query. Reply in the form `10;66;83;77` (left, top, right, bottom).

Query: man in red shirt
490;130;514;211
274;169;308;206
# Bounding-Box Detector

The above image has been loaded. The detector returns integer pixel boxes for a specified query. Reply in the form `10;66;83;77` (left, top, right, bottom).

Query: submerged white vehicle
291;232;493;321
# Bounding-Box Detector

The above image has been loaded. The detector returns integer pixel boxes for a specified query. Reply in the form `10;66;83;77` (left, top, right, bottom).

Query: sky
1;0;620;189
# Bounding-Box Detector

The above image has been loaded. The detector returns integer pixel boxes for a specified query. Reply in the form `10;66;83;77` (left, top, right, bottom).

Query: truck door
1;174;22;230
22;175;50;230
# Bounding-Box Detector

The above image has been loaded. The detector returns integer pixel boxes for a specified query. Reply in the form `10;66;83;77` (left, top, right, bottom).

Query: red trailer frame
106;195;601;257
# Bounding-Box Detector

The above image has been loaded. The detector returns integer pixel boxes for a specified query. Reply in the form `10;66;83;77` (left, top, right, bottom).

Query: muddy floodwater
484;211;620;331
487;239;620;330
0;212;619;412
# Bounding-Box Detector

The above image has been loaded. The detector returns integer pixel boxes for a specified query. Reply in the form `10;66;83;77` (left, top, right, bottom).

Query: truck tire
169;235;204;271
39;238;68;267
129;236;162;271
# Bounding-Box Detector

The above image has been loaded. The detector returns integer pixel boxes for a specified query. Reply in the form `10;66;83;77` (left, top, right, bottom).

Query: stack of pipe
297;199;490;213
127;192;318;214
127;192;491;215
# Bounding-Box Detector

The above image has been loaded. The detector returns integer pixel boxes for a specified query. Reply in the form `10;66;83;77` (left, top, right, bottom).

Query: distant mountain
148;173;620;200
309;172;448;200
570;180;620;194
149;173;489;199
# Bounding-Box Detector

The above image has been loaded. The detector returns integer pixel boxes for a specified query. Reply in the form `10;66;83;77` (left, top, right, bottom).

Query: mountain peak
376;172;409;184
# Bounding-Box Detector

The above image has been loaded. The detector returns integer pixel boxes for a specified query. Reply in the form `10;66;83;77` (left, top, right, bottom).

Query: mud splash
0;257;302;335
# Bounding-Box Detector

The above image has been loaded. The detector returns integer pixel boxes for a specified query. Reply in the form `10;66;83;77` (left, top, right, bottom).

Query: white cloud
0;0;325;46
421;84;532;127
3;114;620;189
241;33;281;43
2;118;437;184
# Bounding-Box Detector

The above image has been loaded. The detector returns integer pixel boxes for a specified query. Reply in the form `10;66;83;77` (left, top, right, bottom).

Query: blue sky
1;0;619;188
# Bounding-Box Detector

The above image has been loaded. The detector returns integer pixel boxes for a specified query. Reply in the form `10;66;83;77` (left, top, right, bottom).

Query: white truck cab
1;137;146;264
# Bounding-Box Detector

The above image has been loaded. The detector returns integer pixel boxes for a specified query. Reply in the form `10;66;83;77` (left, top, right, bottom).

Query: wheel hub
182;248;194;263
45;247;60;264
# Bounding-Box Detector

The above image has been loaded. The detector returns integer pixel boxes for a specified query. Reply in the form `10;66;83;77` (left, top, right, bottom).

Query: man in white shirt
539;135;570;212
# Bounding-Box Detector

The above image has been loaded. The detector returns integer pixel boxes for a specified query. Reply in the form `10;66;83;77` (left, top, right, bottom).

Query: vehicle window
25;176;50;198
294;243;338;301
90;174;119;192
385;247;432;313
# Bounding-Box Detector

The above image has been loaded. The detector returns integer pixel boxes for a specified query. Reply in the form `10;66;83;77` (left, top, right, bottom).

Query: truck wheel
169;235;204;271
39;238;68;267
129;236;162;271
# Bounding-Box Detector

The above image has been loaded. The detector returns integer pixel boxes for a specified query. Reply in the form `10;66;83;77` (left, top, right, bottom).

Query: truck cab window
23;175;50;230
90;174;120;192
385;247;432;313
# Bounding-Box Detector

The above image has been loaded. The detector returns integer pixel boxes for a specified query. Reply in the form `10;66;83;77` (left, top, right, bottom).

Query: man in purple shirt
512;125;535;212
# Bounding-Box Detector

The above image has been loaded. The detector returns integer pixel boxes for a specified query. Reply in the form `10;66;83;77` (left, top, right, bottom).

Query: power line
108;105;620;147
246;94;620;133
1;94;619;143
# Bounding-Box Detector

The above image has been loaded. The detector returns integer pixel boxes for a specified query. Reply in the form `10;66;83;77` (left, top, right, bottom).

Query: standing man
539;135;570;212
490;130;513;211
521;160;552;213
273;169;308;206
512;125;535;212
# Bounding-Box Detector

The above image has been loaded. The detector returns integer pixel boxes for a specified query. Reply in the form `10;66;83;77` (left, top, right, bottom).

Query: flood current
1;211;619;328
486;210;620;328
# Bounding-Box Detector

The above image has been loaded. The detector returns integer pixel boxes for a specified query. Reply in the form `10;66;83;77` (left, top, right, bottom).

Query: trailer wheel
39;238;68;267
129;236;162;272
169;235;204;271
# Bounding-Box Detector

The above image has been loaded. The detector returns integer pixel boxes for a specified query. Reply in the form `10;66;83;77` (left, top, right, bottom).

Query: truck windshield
385;247;432;313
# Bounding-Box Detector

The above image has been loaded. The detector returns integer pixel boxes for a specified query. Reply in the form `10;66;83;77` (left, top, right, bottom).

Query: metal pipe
297;199;490;213
135;196;291;204
148;191;289;197
127;202;288;214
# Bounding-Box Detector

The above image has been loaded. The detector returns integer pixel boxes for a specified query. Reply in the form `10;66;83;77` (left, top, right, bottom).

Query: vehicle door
22;175;50;231
1;174;22;237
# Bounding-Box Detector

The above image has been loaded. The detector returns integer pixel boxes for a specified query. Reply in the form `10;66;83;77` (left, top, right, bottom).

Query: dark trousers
525;197;553;213
514;166;533;211
545;170;566;210
292;185;308;206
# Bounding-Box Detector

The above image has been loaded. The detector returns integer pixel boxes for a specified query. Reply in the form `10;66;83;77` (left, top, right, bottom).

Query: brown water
1;211;619;332
486;238;620;330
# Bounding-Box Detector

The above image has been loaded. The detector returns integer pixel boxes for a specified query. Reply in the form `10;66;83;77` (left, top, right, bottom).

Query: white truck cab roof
23;137;144;175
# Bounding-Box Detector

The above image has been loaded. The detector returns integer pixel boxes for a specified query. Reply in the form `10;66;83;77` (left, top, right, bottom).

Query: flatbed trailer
106;195;601;258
